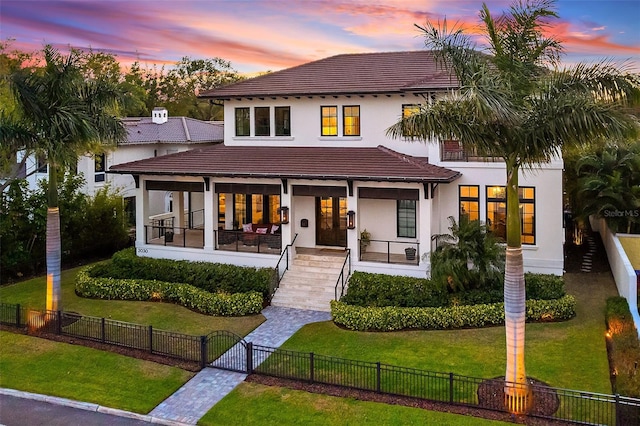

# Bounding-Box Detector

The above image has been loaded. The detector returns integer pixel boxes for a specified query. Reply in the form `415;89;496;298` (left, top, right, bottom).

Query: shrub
331;295;576;331
95;248;274;298
525;273;565;300
606;297;640;398
76;266;262;316
340;272;448;308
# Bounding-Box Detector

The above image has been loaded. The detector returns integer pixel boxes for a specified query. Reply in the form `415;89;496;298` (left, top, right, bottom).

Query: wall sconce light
279;206;290;224
347;210;355;229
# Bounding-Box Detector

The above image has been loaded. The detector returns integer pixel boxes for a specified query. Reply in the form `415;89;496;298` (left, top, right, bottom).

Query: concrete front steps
270;252;348;312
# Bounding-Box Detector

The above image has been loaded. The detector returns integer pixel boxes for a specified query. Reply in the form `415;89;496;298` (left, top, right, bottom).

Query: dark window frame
397;199;417;238
235;107;250;136
342;105;360;136
275;106;291;136
321;106;338;136
485;185;536;245
254;106;270;136
459;185;480;222
94;153;106;183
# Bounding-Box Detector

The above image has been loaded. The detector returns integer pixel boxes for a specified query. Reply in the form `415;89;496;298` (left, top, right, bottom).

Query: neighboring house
109;52;564;310
20;107;223;225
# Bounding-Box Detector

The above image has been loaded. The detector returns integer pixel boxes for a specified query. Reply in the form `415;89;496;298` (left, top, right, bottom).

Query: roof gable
201;51;458;99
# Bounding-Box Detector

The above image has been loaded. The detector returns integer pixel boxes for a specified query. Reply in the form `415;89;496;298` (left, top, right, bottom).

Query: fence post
16;304;21;328
101;317;106;343
449;373;454;404
376;362;381;393
310;352;314;383
148;325;153;354
615;393;620;425
56;310;62;335
246;342;253;374
200;335;207;369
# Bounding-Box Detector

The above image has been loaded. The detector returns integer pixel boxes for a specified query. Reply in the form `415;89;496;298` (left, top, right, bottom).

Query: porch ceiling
108;144;461;184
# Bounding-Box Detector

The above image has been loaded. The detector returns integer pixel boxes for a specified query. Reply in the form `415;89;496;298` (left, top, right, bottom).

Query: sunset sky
2;0;639;73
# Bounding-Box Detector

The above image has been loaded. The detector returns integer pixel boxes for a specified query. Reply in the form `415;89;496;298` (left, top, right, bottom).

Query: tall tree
6;45;126;311
388;0;639;412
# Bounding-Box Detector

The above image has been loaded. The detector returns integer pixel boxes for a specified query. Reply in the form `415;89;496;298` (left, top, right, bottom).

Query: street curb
0;388;192;425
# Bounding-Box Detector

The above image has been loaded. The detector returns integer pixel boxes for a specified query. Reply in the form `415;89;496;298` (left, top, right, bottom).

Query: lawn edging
330;295;576;331
76;266;262;316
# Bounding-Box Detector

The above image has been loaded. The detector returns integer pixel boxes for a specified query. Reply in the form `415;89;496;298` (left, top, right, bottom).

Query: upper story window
343;106;360;136
235;107;250;136
275;106;291;136
486;186;535;245
36;155;48;174
321;106;338;136
254;107;270;136
459;185;480;222
401;104;419;137
94;153;106;183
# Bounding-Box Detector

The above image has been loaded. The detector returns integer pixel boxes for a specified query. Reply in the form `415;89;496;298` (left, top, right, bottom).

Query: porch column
204;183;215;251
418;185;433;273
135;177;150;247
347;183;359;256
174;191;185;234
281;181;292;248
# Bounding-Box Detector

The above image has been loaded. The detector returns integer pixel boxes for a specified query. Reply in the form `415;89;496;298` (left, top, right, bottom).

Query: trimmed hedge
76;266;262;316
330;295;576;331
93;248;274;298
605;297;640;398
341;271;566;308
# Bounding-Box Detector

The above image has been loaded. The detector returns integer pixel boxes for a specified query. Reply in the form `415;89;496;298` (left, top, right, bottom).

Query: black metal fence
2;302;639;425
0;303;240;368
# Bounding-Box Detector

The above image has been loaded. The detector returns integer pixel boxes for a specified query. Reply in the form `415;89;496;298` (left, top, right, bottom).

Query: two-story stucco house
110;51;564;311
19;107;223;226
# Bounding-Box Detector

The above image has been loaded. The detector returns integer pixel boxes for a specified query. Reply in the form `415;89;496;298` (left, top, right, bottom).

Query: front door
316;197;347;247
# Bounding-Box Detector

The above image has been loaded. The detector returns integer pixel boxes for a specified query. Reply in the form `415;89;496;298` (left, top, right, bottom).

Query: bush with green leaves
342;271;566;308
93;248;274;298
76;266;262;316
430;216;505;292
340;272;449;308
331;295;576;331
605;297;640;398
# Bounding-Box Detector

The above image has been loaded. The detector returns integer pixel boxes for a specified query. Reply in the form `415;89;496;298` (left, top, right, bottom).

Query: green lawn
0;331;193;413
0;264;265;336
277;272;616;393
200;382;511;426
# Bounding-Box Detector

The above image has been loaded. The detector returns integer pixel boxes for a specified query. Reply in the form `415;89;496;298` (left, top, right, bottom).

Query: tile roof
109;144;460;183
200;51;458;99
122;117;223;145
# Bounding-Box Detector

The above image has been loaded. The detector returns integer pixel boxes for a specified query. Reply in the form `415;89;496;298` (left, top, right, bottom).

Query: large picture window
486;186;535;244
459;185;479;222
275;106;291;136
235;107;250;136
230;193;281;228
321;106;338;136
343;105;360;136
397;199;416;238
254;107;270;136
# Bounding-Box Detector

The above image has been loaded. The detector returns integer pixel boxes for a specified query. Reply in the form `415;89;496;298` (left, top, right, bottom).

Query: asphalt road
0;394;152;426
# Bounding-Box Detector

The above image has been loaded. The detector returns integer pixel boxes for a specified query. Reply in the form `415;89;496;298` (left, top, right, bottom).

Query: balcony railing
145;225;204;248
359;239;419;265
216;229;281;255
440;140;502;162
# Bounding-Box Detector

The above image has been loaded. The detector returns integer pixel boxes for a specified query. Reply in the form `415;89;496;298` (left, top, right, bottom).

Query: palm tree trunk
503;164;530;413
45;160;62;312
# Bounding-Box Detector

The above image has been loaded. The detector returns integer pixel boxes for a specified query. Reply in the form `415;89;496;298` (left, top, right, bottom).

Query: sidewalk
1;306;331;425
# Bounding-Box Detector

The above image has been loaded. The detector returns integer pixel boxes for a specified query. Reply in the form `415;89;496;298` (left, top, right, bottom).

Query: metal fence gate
205;330;251;373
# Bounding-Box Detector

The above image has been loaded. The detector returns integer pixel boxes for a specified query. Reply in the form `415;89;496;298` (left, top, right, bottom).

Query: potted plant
405;246;417;260
164;228;174;242
360;229;371;253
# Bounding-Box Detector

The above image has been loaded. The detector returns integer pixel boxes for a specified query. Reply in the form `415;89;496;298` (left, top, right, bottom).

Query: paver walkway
148;306;331;424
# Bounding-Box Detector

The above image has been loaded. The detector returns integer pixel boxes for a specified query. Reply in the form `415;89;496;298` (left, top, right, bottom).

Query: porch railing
272;234;298;299
334;249;351;301
359;239;419;265
145;225;204;248
186;209;204;229
440;140;503;162
216;229;282;254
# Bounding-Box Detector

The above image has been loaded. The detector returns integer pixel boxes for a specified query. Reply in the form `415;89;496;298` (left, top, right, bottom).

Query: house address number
137;248;148;253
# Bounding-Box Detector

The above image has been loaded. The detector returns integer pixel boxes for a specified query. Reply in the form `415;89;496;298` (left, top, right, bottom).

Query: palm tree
388;0;639;413
6;46;126;311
